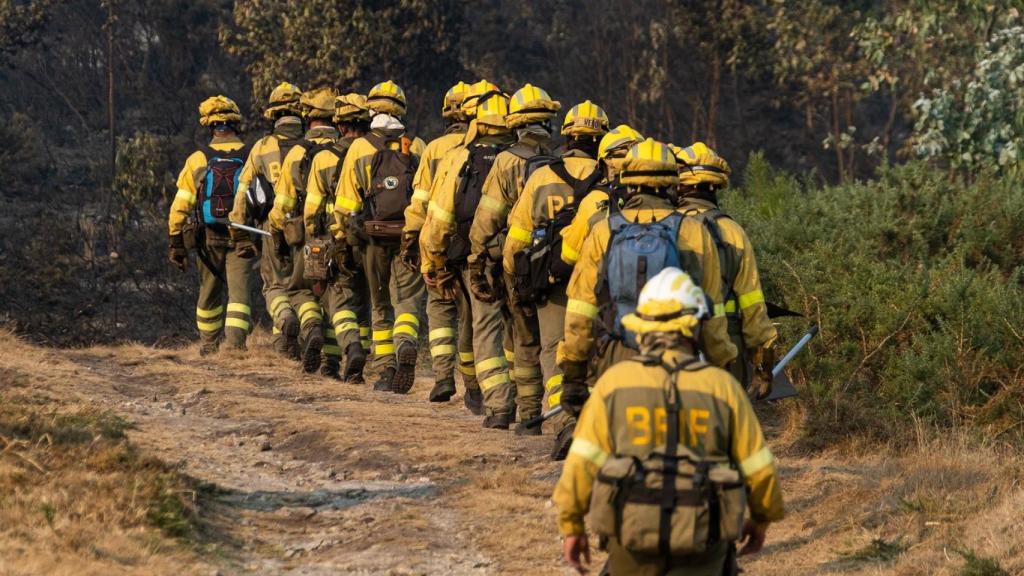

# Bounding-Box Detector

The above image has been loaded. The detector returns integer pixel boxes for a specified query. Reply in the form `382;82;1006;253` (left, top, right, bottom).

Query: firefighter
463;83;561;430
229;82;305;359
414;80;501;412
501;100;608;452
399;81;473;403
553;267;784;575
168;95;253;356
420;89;518;427
554;139;737;460
557;124;644;271
674;142;778;398
332;80;427;393
294;93;373;380
266;87;340;373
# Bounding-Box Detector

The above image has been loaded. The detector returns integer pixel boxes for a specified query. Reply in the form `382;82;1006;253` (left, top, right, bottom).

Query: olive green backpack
588;360;748;556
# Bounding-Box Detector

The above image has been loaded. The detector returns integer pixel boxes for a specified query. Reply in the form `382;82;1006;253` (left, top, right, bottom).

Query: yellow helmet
561;100;609;137
598;124;644;160
442;81;471;120
619;139;679;188
621;267;708;339
263;82;302;119
672;142;731;188
300;87;338;120
506;83;560;129
475;91;510;128
367;80;407;117
198;95;242;126
334;93;370;123
460;79;501;118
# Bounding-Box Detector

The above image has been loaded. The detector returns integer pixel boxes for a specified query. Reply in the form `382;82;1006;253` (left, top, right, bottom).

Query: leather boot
482;412;512;430
463;388;483;415
373;367;395;392
428;377;456;402
391;341;418;394
342;342;366;384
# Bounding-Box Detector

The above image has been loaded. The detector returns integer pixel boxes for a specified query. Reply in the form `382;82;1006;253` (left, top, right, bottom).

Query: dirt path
3;334;1023;575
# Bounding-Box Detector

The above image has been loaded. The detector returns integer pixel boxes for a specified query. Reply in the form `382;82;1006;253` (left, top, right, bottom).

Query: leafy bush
113;131;176;225
0;113;47;195
913;25;1024;175
728;154;1024;443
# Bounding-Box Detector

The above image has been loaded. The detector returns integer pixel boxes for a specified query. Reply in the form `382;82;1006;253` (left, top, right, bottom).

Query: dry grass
1;328;1023;575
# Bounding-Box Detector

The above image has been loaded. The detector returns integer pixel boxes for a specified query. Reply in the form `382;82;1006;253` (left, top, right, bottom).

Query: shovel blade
766;370;799;401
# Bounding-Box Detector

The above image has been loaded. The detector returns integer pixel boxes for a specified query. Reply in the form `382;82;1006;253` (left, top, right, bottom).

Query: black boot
514;412;542;436
342;342;366;384
428;377;456;402
463;388;483;415
300;327;323;374
373;367;395;391
321;356;341;380
482;412;512;430
282;315;300;360
391;341;418;394
550;421;575;461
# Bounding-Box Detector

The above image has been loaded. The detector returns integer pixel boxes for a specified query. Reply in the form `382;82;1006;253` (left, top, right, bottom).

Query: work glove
434;268;459;301
234;232;257;259
272;229;290;260
168;234;188;271
468;260;497;303
337;244;359;275
559;360;590;418
748;345;776;400
399;231;420;271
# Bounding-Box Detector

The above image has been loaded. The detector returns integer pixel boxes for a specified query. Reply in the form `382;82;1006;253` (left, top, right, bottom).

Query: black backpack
245;135;304;223
511;159;602;304
363;133;418;239
448;143;506;263
197;143;249;231
303;140;351;236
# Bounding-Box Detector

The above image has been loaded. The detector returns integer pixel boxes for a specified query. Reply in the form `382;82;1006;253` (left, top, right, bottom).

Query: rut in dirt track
60;343;568;575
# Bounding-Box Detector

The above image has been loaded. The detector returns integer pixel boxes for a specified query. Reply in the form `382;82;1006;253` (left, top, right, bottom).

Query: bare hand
422;273;437;288
738;520;768;556
563;534;590;574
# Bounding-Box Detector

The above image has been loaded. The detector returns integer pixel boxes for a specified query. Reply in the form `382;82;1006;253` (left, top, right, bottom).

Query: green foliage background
729;155;1024;442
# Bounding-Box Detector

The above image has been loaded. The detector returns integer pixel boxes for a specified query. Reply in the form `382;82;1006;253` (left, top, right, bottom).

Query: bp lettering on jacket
623;405;711;448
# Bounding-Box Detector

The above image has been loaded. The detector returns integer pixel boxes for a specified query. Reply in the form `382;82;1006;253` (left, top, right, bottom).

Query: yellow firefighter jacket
556;193;737;367
228;116;304;230
420;131;515;273
467;133;550;267
552;349;784;536
266;126;339;231
168;134;245;236
501;149;599;276
303;136;355;238
679;197;778;350
557;179;624;267
402;124;467;234
332;129;425;242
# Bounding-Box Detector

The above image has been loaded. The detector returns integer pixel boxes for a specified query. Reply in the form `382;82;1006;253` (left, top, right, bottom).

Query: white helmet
621;267;708;338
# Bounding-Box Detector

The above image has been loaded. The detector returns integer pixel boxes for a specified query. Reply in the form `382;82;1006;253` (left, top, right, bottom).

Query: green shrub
727;154;1024;443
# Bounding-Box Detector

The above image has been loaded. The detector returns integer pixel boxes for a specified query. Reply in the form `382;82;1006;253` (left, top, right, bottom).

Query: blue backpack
602;206;684;349
197;144;248;230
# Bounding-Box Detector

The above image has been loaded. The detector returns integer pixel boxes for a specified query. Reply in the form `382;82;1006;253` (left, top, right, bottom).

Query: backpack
511;159;602;305
587;357;747;557
308;140;351;237
599;205;686;350
246;136;305;223
363;132;418;240
521;153;559;190
197;144;248;231
447;143;506;263
689;207;740;318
